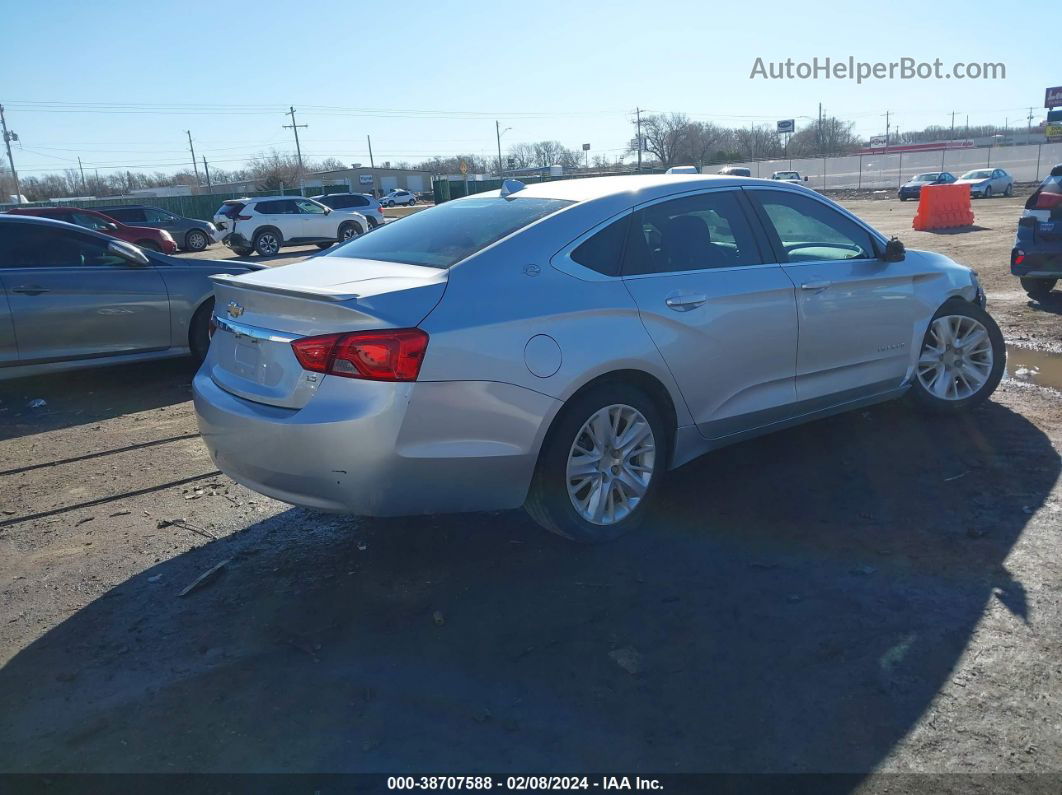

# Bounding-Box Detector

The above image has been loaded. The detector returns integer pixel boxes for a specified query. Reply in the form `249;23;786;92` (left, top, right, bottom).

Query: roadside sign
1046;86;1062;108
869;135;888;148
776;119;795;134
1046;123;1062;143
582;143;591;151
459;160;468;175
358;174;373;184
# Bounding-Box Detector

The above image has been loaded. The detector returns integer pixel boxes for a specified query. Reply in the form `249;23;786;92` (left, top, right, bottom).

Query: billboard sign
776;119;795;134
358;174;373;185
869;135;888;148
1046;86;1062;108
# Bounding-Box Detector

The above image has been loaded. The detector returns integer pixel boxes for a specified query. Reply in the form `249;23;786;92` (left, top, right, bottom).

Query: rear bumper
1012;249;1062;277
162;240;178;254
193;370;560;517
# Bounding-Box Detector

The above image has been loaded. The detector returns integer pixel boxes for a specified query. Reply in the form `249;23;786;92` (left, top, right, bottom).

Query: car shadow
0;400;1056;775
1026;293;1062;315
924;225;990;235
0;358;199;442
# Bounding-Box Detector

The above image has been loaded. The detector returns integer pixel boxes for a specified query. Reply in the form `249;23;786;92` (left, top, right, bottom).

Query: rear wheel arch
541;369;679;466
252;225;283;244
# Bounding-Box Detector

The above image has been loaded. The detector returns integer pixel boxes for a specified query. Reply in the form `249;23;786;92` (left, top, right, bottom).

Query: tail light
237;214;252;220
1032;191;1062;211
291;329;428;382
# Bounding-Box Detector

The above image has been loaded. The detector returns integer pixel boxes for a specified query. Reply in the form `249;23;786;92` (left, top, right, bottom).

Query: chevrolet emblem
226;301;244;318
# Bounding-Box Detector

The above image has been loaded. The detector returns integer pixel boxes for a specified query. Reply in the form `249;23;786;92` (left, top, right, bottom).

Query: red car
5;206;178;254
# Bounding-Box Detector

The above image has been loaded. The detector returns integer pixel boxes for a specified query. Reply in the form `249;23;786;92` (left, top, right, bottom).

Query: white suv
213;196;368;257
380;189;417;207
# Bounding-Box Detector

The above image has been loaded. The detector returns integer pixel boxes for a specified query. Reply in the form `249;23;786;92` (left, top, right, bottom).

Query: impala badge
227;301;245;318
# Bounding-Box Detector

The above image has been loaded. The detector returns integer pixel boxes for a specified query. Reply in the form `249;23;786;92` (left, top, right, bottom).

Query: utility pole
635;107;642;172
0;104;22;201
282;106;308;193
202;156;212;190
883;109;890;151
77;156;87;194
496;121;504;178
1027;107;1035;144
366;134;375;169
950;111;956;141
185;130;201;186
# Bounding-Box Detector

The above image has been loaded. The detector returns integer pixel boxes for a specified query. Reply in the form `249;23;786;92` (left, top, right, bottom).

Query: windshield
961;170;992;179
912;174;940;182
324;196;574;268
775;172;799;179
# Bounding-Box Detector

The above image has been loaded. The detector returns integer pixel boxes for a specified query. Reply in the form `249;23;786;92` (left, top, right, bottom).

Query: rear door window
623;190;764;275
107;208;145;223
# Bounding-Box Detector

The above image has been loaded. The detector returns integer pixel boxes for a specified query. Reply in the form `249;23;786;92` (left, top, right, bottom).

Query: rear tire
906;299;1005;414
525;383;668;543
189;298;214;363
1021;277;1057;300
899;196;908;202
253;229;282;257
185;229;210;252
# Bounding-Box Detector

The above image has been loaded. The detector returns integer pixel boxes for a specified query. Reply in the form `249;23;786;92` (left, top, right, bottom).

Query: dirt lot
1;195;1061;783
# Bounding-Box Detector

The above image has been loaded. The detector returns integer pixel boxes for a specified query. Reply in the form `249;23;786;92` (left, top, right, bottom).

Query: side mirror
108;239;150;266
804;176;809;182
105;222;118;231
324;207;332;214
882;237;906;263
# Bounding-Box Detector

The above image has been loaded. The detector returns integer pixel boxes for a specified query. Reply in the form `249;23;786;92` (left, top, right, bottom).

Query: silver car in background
956;168;1014;199
194;175;1004;542
0;215;258;380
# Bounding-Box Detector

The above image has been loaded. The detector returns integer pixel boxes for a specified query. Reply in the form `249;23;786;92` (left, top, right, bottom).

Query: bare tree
634;113;691;167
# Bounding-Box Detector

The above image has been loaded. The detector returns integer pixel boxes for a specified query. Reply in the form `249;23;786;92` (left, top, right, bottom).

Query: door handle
800;281;832;291
665;293;707;311
11;285;50;296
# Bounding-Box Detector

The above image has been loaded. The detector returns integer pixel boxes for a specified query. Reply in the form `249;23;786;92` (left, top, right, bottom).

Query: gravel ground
0;194;1060;783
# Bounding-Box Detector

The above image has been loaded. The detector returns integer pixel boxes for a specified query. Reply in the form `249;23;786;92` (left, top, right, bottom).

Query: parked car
379;189;417;207
211;196;366;257
1011;164;1062;299
897;172;957;201
5;206;178;254
718;166;751;177
956;169;1014;199
103;205;218;251
194;174;1003;543
771;171;809;184
0;215;258;379
311;193;385;228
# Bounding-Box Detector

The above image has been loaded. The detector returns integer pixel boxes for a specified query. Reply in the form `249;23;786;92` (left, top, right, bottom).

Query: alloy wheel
188;230;207;250
916;315;994;401
256;233;279;255
566;404;656;525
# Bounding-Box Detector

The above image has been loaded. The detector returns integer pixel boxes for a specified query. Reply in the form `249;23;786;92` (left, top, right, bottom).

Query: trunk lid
205;257;447;408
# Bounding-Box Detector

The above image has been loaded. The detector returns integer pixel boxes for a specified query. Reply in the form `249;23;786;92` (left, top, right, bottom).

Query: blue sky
3;0;1056;178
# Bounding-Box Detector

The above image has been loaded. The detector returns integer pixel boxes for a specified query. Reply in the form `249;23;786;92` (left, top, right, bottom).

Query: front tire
1004;183;1013;197
1021;277;1057;300
983;186;993;199
337;221;360;242
386;200;395;207
408;197;416;206
907;300;1005;413
525;383;668;543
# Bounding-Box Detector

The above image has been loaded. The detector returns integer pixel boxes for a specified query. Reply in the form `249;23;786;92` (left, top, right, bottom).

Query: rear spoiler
209;272;360;303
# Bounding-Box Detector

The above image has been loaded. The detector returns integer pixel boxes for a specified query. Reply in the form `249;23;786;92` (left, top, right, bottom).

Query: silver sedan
956;168;1014;198
0;215;259;380
194;174;1004;542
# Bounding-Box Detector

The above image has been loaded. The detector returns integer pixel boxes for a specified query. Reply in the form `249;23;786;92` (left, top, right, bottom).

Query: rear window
324;196;573;268
217;202;244;219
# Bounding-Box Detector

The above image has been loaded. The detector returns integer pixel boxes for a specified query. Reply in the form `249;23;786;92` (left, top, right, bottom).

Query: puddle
1007;345;1062;391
